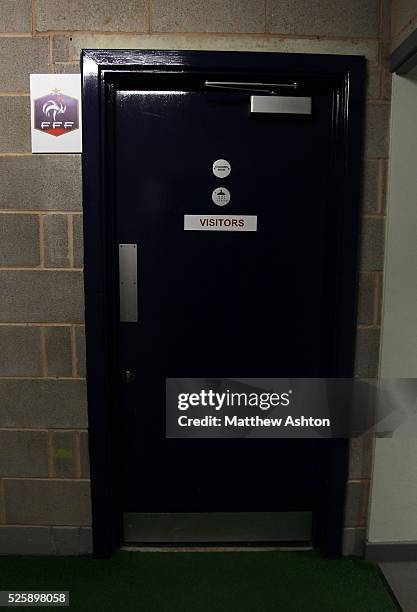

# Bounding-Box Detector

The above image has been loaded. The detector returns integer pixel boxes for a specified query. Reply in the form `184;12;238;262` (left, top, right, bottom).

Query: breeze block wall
0;0;391;555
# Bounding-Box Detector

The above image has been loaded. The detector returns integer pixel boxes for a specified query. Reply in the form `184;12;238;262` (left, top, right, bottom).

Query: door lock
123;370;136;384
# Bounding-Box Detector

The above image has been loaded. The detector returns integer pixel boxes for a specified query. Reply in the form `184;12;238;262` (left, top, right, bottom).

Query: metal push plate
250;96;312;115
119;243;138;322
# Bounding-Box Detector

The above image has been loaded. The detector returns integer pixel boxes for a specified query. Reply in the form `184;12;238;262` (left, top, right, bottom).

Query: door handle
119;243;138;322
123;369;136;384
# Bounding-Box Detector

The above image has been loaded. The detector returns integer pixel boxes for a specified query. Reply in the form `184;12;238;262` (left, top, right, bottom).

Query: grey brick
354;328;380;378
44;327;72;377
0;430;48;477
0;214;39;266
52;36;70;63
349;436;373;479
75;326;86;378
0;270;84;322
0;1;32;33
0;155;82;211
73;215;84;268
269;0;379;37
342;527;366;556
0;97;30;152
0;526;54;554
362;160;379;214
52;63;80;75
0;525;92;555
364;103;391;159
381;0;391;41
52;526;89;554
43;215;69;268
0;38;49;92
359;218;385;272
36;0;148;32
79;431;90;478
4;479;91;526
0;379;87;428
383;70;392;102
392;0;417;43
79;527;93;554
51;431;77;478
344;481;370;528
0;326;41;376
152;0;265;33
380;161;388;214
366;69;381;100
357;273;375;326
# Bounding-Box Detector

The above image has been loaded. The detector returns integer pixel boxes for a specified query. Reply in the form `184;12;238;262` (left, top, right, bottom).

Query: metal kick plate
119;243;138;322
250;95;312;115
123;511;312;543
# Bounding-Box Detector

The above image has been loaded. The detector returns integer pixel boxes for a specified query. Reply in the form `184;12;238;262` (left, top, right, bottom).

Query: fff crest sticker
30;74;82;153
34;90;79;136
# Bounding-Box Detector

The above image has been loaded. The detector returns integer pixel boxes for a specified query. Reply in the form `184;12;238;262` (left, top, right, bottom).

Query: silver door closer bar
205;80;298;94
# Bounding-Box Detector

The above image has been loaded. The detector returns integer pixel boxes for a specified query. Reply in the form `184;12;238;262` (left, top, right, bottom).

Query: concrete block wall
391;0;417;49
0;0;392;555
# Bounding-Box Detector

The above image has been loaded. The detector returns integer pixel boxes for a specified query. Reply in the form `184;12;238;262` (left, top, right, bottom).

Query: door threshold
121;544;313;553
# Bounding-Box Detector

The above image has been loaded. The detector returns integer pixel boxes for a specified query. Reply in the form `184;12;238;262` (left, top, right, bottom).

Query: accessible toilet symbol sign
30;74;82;153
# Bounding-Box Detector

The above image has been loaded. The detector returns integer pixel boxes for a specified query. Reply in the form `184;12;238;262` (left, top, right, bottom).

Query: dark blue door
113;71;346;541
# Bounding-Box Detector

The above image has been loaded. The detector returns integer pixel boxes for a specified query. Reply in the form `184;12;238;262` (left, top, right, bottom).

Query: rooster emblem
42;99;67;122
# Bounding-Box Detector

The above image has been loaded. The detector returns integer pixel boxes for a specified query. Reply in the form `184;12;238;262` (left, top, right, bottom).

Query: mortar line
0;153;33;157
31;0;36;36
0;375;86;380
2;524;92;528
357;324;381;330
48;34;53;72
0;267;83;271
2;477;90;482
0;211;82;215
362;213;386;219
264;0;268;34
39;327;48;377
31;30;384;42
0;33;34;38
0;93;30;97
0;323;84;327
148;0;152;33
0;428;50;432
379;0;383;39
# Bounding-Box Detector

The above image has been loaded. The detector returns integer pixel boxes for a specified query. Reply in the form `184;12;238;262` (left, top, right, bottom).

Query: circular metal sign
213;159;231;178
212;187;231;206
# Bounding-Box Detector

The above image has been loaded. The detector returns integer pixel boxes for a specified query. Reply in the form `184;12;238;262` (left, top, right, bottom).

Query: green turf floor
0;550;396;611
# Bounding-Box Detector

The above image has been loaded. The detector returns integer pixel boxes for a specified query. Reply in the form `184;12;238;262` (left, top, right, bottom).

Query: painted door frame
81;49;365;558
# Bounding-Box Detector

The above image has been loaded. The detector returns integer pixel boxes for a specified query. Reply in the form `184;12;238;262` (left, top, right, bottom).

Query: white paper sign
184;215;257;231
30;74;82;153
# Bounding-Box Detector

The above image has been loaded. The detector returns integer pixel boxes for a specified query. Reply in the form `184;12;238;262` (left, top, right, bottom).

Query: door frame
81;49;365;558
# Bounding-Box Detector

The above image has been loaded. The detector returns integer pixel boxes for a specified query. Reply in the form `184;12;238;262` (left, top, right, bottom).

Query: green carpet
0;551;395;611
